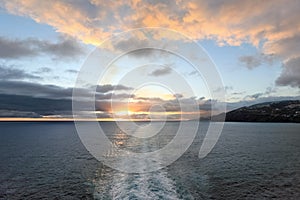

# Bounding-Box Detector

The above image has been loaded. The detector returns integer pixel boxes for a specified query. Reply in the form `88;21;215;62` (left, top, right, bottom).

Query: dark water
0;122;299;199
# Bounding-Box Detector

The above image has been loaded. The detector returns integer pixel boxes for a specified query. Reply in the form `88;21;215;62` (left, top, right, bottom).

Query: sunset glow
0;0;299;121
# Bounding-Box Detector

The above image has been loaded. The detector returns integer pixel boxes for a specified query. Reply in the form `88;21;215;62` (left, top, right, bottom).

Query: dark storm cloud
0;65;41;80
0;36;84;59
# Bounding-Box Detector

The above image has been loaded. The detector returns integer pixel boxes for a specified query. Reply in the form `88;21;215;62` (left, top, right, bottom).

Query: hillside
221;100;300;123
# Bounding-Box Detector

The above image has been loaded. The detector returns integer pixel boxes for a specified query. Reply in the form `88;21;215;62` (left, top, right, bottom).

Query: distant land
212;100;300;123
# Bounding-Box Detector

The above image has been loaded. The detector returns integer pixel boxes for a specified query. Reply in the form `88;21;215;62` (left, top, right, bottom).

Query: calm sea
0;122;299;199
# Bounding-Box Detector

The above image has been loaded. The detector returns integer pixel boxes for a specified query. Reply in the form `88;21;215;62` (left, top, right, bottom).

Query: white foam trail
110;170;180;200
110;134;180;200
93;125;181;199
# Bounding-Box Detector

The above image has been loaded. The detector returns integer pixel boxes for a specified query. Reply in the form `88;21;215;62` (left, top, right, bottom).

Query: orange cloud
1;0;298;56
2;0;297;46
2;0;300;86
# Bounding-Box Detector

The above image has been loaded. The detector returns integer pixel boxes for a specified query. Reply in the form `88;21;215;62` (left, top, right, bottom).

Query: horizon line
0;117;193;122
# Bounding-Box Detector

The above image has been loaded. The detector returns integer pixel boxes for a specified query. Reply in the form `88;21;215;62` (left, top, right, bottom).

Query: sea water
0;122;299;199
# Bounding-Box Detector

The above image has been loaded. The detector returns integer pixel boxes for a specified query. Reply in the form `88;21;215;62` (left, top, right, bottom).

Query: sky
0;0;299;121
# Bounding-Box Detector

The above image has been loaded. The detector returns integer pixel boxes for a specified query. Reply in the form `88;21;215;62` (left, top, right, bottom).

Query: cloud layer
0;80;208;119
0;36;84;59
239;54;274;70
149;66;172;76
0;79;298;119
0;65;41;80
1;0;300;87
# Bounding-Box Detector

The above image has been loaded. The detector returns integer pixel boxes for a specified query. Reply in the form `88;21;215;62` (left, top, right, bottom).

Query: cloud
228;95;300;111
0;36;84;59
96;84;133;93
231;92;246;95
2;0;300;86
243;86;278;101
265;86;277;95
65;69;78;74
0;65;41;80
0;80;73;99
249;93;264;100
0;0;112;45
1;80;297;119
239;55;261;69
214;86;233;93
0;94;72;117
1;0;299;47
111;37;168;58
276;57;300;87
0;80;135;101
128;96;209;114
238;87;277;101
0;81;136;118
173;93;183;99
42;36;85;58
239;54;274;69
96;112;112;119
263;34;300;61
1;92;298;119
149;66;172;76
188;70;199;76
134;97;163;102
113;37;149;52
34;67;52;74
96;92;135;100
0;109;41;118
0;37;36;58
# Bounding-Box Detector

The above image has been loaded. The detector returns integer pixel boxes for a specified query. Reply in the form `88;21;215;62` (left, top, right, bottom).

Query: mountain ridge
213;100;300;123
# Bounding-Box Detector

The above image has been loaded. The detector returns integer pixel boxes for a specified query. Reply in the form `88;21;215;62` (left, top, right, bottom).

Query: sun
114;109;133;116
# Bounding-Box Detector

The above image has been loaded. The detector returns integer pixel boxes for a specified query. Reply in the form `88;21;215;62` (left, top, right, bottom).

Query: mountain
213;100;300;123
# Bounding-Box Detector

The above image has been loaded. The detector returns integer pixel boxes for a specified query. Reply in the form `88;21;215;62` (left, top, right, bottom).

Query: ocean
0;122;299;199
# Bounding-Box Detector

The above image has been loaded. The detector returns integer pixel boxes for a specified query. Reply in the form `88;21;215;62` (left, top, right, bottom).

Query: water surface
0;122;299;199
